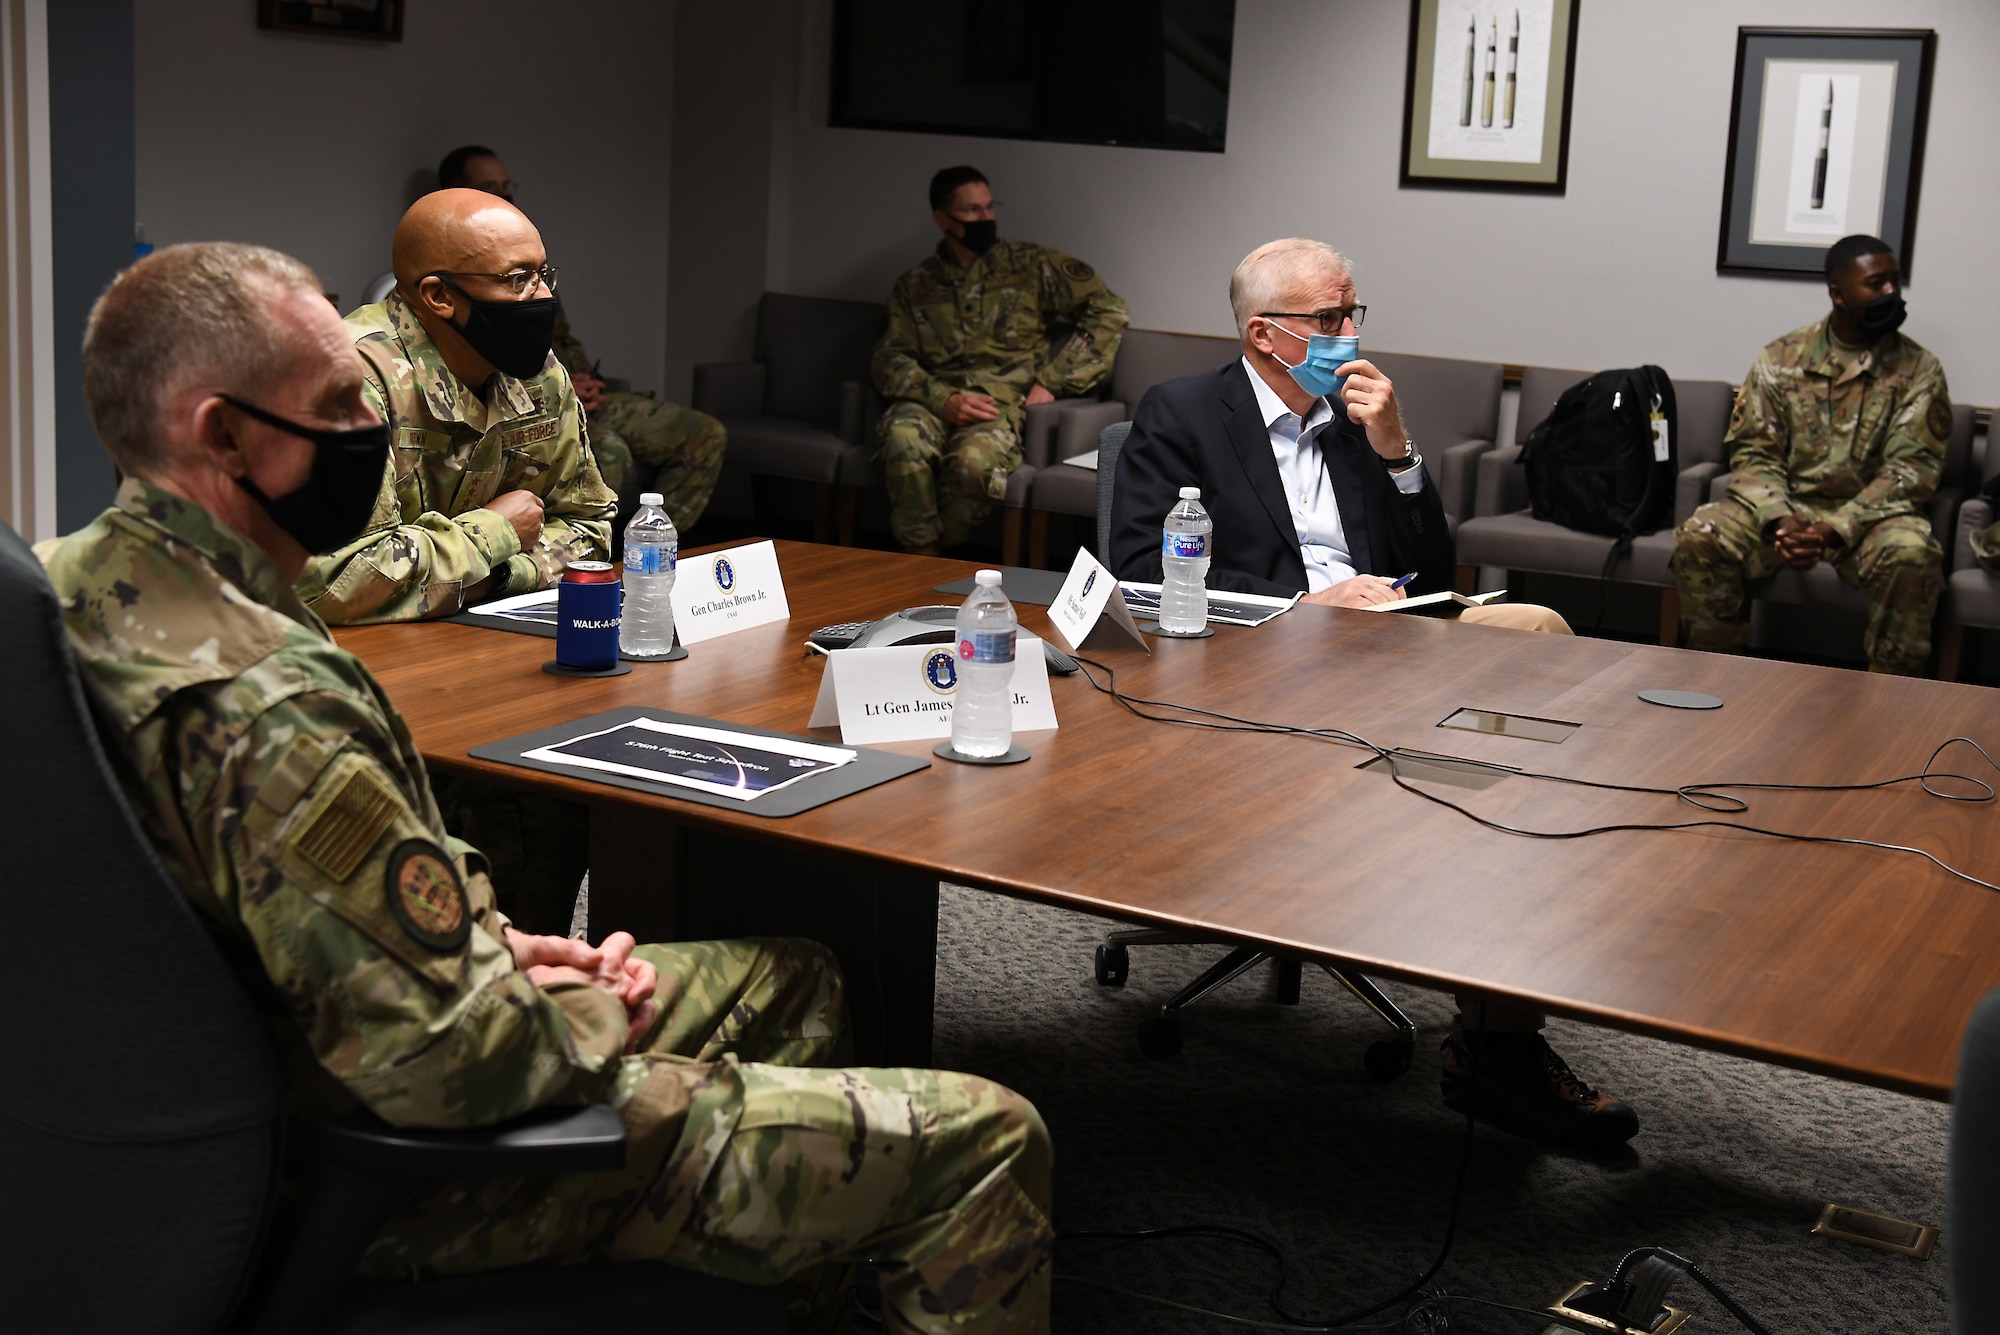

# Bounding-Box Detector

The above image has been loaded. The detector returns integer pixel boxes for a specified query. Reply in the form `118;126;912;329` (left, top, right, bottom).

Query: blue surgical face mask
1267;322;1360;400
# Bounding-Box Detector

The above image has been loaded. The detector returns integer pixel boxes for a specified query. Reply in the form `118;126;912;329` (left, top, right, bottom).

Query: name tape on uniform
670;540;790;645
807;634;1059;744
1046;547;1148;654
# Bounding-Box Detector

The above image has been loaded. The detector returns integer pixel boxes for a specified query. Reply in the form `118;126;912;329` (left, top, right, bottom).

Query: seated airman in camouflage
441;145;727;531
298;188;615;626
45;241;1053;1334
1671;234;1950;675
871;165;1128;554
298;188;622;933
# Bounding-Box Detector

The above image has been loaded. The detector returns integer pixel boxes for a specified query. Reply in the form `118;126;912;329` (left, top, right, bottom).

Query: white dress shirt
1241;357;1425;593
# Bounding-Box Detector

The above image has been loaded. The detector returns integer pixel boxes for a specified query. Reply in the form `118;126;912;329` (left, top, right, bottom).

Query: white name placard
670;540;791;645
808;634;1059;745
1046;547;1148;654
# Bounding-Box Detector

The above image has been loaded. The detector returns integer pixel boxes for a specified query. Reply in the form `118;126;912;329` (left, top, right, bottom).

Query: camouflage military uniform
46;478;1054;1334
554;305;727;531
1670;318;1950;673
872;238;1127;552
296;292;616;626
297;293;620;931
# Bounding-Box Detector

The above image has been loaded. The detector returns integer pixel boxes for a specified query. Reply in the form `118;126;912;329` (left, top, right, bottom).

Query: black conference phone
809;607;1078;675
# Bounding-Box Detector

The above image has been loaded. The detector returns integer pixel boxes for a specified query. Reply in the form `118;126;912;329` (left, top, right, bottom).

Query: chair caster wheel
1137;1013;1183;1059
1095;943;1129;987
1365;1038;1414;1082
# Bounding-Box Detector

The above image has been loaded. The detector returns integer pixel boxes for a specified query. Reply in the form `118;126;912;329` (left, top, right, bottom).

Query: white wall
134;0;675;393
773;0;2000;407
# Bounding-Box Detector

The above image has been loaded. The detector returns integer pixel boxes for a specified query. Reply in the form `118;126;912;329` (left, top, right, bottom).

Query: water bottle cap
1179;486;1201;500
639;492;664;506
974;569;1003;587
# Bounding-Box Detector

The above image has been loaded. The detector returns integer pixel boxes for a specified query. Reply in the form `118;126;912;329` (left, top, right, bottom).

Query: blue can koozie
555;562;622;669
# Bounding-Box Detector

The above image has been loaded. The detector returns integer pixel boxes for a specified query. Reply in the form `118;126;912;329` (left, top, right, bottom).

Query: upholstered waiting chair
691;292;885;545
1935;420;2000;680
0;519;783;1335
1454;367;1740;644
1027;329;1239;567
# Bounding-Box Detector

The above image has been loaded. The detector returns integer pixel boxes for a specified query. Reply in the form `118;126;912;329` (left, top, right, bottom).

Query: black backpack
1519;365;1679;566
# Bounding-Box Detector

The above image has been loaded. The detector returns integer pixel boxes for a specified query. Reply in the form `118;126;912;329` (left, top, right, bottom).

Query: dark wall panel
49;0;133;530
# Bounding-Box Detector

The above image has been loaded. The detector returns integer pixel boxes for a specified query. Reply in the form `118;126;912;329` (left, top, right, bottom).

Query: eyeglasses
1259;306;1367;335
429;265;559;297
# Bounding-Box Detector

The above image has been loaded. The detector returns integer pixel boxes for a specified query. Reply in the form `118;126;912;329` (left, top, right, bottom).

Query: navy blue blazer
1107;359;1454;597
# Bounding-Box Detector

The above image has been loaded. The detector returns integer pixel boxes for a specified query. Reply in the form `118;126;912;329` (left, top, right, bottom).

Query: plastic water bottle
1159;486;1212;634
619;492;677;657
950;569;1017;758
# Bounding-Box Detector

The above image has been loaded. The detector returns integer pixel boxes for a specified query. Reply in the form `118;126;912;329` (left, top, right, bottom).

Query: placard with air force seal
1047;546;1149;653
669;540;791;645
808;635;1059;744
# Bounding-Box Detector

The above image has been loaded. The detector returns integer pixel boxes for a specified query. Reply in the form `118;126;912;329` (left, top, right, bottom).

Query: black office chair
0;519;785;1334
1085;425;1418;1075
1952;987;2000;1333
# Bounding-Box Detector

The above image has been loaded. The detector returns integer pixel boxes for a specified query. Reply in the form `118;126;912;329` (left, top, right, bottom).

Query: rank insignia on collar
384;839;471;951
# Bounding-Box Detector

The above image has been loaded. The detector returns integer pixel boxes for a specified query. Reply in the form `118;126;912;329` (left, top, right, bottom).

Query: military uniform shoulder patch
384;839;471;951
1059;258;1096;284
291;763;399;882
1927;398;1953;442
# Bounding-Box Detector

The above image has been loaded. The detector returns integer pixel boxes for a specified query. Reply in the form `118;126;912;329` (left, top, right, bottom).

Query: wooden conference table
335;540;2000;1099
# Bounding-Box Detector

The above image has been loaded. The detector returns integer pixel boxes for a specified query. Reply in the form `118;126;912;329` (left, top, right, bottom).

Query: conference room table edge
334;538;2000;1105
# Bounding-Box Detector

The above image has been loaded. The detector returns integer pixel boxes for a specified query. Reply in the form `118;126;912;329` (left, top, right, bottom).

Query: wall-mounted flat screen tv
831;0;1235;153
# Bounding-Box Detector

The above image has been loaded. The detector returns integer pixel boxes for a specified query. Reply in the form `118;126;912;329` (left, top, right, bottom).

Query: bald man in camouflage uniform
1671;237;1950;674
48;240;1053;1335
299;281;613;621
299;191;622;933
439;145;727;533
872;166;1127;554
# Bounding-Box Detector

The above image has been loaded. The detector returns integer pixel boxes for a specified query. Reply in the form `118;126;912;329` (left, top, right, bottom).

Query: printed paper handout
523;717;855;802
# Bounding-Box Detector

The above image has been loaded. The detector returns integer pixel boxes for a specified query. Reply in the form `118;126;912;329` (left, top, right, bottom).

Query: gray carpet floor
930;884;1951;1334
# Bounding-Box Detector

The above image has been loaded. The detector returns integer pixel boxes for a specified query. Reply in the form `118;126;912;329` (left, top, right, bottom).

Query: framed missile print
1400;0;1580;192
1717;28;1935;278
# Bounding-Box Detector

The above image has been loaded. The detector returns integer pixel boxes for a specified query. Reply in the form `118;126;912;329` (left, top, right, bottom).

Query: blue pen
1389;571;1420;590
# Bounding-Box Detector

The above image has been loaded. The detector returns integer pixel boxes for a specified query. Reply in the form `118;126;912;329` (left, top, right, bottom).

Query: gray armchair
1454;367;1740;644
1917;411;1992;680
1027;329;1238;566
692;292;885;544
1715;403;1974;665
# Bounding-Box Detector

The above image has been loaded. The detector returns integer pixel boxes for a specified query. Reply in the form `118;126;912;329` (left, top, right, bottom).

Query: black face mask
1852;289;1907;341
433;274;559;379
220;396;389;554
957;218;999;255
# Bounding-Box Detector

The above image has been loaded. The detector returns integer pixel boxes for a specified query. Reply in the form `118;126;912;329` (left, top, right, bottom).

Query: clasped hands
505;926;659;1052
572;370;608;415
1771;514;1839;570
941;382;1055;426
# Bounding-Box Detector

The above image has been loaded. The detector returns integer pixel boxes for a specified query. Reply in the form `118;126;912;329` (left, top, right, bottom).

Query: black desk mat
445;607;666;664
469;706;928;818
933;565;1066;607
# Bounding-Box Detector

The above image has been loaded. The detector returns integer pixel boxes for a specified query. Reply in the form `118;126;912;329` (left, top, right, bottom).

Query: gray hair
1228;238;1352;340
82;242;324;474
